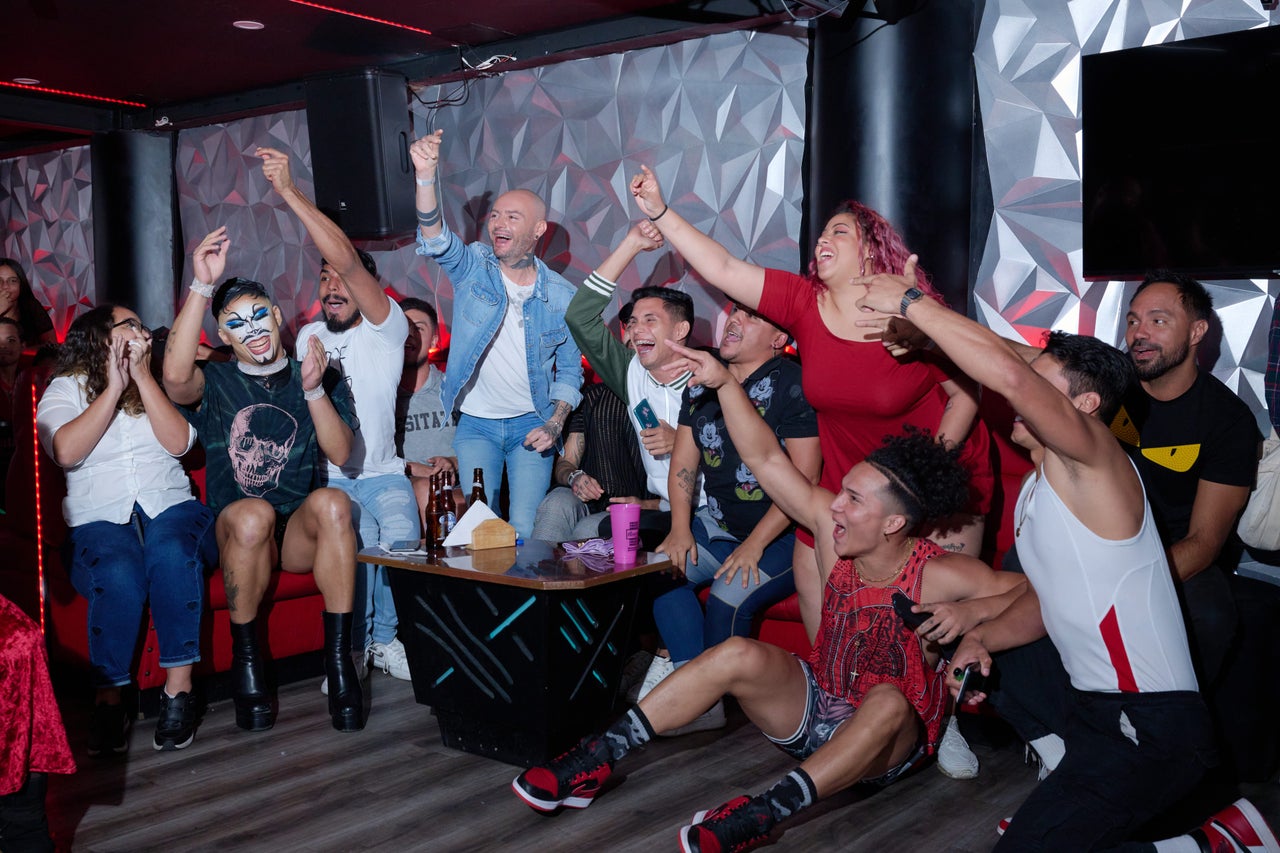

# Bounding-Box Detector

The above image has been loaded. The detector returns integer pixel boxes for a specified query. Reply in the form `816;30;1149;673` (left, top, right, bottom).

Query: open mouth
634;339;656;357
245;333;273;356
723;327;742;344
832;520;845;542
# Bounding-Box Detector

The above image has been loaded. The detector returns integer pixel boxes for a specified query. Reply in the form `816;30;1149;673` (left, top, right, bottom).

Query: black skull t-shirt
183;359;354;516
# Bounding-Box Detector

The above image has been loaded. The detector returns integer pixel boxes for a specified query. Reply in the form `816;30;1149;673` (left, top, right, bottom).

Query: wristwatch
900;287;924;318
567;469;586;488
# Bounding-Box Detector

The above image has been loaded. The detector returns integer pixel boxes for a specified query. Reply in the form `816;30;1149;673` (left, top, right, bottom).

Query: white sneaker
620;651;655;703
370;638;412;681
320;646;370;695
659;699;726;737
937;716;979;779
636;655;674;702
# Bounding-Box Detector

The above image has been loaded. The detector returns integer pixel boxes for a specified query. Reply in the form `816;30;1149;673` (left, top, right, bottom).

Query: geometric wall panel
0;145;95;341
975;0;1279;430
173;28;809;352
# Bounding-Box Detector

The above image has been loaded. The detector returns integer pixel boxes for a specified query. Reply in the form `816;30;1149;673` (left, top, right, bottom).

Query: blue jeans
453;412;554;540
652;507;796;665
331;473;420;647
67;500;217;688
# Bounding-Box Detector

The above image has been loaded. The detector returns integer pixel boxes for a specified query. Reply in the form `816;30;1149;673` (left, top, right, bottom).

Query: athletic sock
1029;733;1066;773
761;768;817;823
1151;836;1202;853
602;706;655;761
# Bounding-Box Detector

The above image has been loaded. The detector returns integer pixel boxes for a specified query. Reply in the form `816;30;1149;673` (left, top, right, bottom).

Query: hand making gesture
192;227;230;289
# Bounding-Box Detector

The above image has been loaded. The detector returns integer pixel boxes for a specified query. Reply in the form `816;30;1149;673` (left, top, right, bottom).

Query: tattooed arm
655;424;701;574
525;399;573;453
409;130;444;241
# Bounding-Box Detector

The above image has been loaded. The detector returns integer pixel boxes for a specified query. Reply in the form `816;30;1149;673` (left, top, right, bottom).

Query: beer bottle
469;467;487;508
423;472;440;550
440;470;458;537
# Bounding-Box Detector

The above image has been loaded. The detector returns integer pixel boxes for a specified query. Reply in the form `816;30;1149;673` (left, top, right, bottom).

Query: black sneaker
87;702;130;757
153;691;198;751
679;795;775;853
511;736;614;812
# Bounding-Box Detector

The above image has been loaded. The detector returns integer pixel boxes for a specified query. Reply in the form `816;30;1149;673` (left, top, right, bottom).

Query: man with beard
258;148;419;689
408;131;582;539
1114;271;1259;689
394;297;458;518
565;221;707;549
164;228;364;733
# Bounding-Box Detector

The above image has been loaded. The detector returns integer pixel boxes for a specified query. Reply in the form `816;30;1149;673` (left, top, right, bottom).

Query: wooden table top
359;539;673;590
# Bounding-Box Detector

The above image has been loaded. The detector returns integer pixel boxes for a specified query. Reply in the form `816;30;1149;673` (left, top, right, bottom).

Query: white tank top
1014;461;1198;694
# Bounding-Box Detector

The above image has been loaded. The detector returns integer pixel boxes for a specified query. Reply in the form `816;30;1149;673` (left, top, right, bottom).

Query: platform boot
324;611;366;732
230;619;275;731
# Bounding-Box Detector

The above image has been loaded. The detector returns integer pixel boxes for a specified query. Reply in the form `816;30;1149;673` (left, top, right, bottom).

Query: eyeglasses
112;317;150;334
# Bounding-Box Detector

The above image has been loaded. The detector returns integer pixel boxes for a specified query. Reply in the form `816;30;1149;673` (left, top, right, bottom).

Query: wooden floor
45;672;1280;852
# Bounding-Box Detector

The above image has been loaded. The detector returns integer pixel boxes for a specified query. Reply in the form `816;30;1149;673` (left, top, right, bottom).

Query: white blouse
36;375;197;527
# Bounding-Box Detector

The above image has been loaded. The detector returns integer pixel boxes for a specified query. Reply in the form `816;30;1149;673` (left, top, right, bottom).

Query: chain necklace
854;537;915;585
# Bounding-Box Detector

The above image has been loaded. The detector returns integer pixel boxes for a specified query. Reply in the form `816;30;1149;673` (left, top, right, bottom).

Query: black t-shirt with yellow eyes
1111;370;1259;545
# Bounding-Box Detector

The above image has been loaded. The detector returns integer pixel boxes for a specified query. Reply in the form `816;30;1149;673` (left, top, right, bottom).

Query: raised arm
630;165;767;310
409;130;445;242
669;341;827;533
566;223;662;397
164;228;227;405
258;147;390;325
858;260;1110;468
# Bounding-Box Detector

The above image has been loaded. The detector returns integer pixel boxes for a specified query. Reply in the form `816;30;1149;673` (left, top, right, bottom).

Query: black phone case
891;591;959;660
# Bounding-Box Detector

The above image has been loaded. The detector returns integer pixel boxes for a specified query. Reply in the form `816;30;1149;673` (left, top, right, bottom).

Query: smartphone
892;591;958;660
954;663;988;706
387;539;422;553
633;399;660;430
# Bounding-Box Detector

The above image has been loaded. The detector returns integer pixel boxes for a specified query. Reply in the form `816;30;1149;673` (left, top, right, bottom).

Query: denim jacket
416;227;583;420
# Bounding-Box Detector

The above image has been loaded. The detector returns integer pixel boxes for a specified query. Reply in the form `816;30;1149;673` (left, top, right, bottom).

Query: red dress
759;270;994;547
1;594;75;795
809;538;948;751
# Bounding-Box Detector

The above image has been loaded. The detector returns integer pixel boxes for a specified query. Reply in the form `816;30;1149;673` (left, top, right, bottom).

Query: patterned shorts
766;658;926;787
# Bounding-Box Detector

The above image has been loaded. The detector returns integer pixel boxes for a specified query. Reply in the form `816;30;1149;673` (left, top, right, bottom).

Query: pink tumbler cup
608;503;641;565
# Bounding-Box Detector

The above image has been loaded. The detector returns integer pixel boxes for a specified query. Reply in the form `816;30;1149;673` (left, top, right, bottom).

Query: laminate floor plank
44;675;1280;852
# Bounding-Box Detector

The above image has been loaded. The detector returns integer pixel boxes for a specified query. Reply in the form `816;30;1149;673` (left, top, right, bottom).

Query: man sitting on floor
858;259;1277;852
163;228;364;734
512;344;1023;852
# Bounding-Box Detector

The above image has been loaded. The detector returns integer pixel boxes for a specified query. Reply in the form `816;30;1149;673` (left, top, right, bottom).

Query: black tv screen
1082;26;1280;280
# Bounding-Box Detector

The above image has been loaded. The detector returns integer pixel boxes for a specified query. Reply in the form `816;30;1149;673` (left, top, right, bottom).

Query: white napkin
441;500;501;547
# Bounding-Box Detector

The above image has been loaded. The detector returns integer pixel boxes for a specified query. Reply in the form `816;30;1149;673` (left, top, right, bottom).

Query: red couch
3;386;328;691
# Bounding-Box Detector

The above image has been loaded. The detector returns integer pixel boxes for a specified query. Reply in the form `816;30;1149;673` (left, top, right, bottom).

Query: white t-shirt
624;357;705;511
36;375;197;527
458;272;536;419
296;298;408;480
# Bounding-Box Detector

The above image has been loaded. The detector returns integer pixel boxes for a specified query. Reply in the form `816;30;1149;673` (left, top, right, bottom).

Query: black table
361;540;671;766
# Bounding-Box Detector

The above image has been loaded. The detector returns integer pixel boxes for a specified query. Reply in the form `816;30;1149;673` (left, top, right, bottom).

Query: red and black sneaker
679;795;775;853
512;736;614;812
1200;798;1280;853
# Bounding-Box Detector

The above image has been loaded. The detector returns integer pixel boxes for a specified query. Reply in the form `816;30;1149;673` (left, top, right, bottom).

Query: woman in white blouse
37;305;216;755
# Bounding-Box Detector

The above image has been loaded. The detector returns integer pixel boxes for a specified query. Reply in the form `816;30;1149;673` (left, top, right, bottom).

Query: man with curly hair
512;344;1024;852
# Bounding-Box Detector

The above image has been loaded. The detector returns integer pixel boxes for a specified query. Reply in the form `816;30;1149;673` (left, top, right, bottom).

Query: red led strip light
0;80;146;108
31;380;45;635
286;0;433;35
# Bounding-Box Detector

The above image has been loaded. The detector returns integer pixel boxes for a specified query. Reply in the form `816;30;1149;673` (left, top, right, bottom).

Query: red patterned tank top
808;538;948;752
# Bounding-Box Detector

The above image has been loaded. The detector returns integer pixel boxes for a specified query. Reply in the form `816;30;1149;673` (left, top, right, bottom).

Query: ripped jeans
67;500;217;688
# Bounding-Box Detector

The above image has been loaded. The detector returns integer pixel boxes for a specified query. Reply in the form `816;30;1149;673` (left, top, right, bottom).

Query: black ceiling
1;0;811;154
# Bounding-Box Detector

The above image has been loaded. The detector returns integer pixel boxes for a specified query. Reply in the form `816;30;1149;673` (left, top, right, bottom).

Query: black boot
230;619;274;731
324;611;365;732
0;772;54;853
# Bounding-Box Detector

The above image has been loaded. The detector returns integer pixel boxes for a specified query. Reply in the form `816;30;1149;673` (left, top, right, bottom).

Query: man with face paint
257;148;419;691
408;131;583;539
163;227;366;734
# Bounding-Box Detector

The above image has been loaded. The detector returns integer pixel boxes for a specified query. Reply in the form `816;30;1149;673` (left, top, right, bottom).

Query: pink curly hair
807;200;945;306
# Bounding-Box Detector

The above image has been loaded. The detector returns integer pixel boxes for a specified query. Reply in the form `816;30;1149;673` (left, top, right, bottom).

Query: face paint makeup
221;298;281;365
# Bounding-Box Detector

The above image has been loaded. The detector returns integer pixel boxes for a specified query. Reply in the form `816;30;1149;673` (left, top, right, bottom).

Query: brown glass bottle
423;472;441;551
439;470;458;538
469;467;487;508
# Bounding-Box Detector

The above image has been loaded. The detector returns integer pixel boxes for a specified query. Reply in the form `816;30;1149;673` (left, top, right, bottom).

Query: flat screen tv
1082;25;1280;280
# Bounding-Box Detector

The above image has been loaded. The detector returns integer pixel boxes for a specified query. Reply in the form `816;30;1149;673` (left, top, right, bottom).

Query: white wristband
567;469;586;488
415;177;436;187
190;277;215;298
303;384;325;401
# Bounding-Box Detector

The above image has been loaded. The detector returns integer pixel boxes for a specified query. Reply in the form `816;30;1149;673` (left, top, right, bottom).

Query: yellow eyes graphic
1109;406;1200;472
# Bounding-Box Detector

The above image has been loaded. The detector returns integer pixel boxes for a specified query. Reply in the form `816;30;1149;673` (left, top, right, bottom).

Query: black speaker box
305;70;415;240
